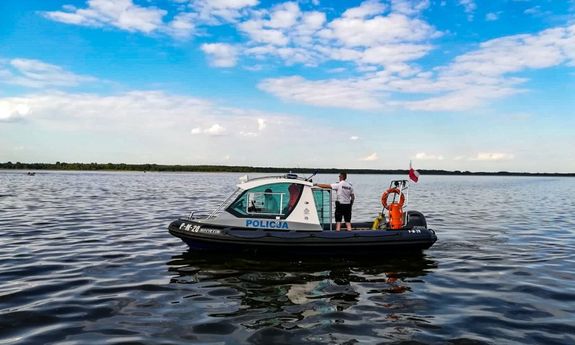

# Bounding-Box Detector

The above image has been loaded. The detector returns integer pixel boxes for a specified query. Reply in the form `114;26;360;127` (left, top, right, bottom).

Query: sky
0;0;574;173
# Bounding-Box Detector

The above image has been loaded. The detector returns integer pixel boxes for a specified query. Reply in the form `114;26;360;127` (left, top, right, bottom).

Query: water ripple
1;171;574;344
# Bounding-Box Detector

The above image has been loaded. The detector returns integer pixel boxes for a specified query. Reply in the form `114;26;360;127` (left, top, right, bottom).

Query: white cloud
0;90;349;166
5;91;213;130
446;27;570;77
235;1;439;69
359;43;432;67
239;18;289;45
471;152;514;161
201;43;238;67
400;24;575;110
454;152;515;161
341;1;386;19
458;0;476;20
401;85;521;111
237;2;305;46
0;58;96;88
44;0;167;34
323;12;438;48
238;118;266;137
0;90;310;138
191;0;258;23
258;76;383;110
485;12;499;21
413;152;514;162
265;23;575;111
361;152;378;161
298;11;326;36
44;0;258;39
350;136;359;140
44;1;439;71
38;2;575;114
192;124;227;137
257;118;266;131
414;152;444;160
268;2;301;28
390;0;430;15
0;101;30;122
459;0;476;13
524;6;541;16
165;12;196;39
239;131;258;137
208;0;259;10
245;45;321;66
205;124;226;136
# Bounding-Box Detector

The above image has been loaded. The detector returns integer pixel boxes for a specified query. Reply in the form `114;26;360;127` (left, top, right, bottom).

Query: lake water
1;171;574;344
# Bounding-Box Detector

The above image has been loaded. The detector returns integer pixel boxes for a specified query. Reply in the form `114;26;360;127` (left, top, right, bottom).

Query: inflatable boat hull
168;219;437;255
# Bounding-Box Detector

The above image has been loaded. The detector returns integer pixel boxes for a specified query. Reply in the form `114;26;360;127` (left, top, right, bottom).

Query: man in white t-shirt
314;172;355;231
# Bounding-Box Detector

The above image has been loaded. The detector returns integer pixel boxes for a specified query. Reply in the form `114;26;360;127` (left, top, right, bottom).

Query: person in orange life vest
287;183;303;212
314;172;355;231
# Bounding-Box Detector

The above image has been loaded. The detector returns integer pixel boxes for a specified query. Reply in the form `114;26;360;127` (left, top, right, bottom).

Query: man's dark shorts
335;201;352;223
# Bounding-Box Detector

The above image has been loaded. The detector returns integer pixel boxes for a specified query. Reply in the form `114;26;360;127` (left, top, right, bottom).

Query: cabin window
248;191;283;215
226;183;304;219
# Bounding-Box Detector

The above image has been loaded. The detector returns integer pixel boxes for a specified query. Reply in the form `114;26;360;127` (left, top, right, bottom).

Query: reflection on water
1;171;575;344
166;251;438;343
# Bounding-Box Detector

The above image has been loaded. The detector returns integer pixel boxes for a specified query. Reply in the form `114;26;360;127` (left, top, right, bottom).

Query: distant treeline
1;161;573;177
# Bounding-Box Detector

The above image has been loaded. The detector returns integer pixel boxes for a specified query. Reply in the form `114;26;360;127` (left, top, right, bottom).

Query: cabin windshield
226;182;304;219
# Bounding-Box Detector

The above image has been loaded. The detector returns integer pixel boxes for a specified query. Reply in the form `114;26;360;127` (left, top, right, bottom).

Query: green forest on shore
1;161;573;177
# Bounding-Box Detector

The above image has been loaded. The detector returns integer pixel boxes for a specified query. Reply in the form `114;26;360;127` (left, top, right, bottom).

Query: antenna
305;170;318;181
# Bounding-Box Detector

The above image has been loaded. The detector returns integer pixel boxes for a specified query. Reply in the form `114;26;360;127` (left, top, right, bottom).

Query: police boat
168;173;437;255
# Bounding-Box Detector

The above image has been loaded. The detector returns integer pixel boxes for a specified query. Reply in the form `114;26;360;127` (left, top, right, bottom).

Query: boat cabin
195;174;332;231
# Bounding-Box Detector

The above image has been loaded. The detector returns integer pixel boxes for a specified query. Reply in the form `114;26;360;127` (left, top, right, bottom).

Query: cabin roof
237;174;313;190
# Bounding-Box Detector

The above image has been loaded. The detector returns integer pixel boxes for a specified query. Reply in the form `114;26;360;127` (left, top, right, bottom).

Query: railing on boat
187;188;244;220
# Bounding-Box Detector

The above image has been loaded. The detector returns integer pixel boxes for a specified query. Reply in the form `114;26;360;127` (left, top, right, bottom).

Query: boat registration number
179;223;221;235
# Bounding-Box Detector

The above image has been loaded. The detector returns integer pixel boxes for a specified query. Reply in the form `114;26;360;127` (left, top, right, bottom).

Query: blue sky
0;0;574;172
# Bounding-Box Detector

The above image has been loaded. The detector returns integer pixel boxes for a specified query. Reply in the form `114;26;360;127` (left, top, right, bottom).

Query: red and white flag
409;161;420;183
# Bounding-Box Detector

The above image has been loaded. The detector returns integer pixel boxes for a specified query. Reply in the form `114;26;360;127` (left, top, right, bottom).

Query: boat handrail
239;174;311;185
206;188;243;219
387;180;409;207
187;211;212;220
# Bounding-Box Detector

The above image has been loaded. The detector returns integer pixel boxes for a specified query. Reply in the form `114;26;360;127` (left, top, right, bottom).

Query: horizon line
1;161;574;177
